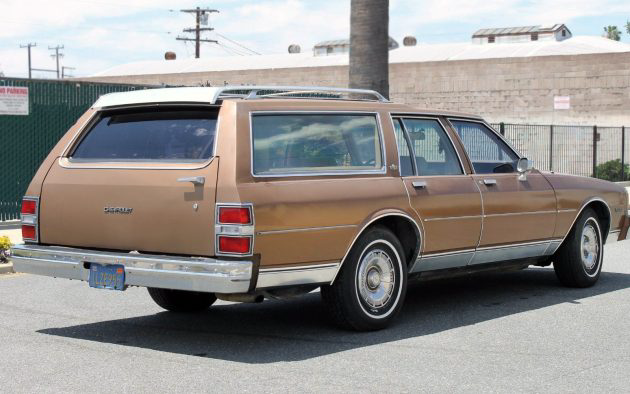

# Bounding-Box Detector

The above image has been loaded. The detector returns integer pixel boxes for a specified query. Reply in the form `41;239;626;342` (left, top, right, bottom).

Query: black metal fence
492;123;628;181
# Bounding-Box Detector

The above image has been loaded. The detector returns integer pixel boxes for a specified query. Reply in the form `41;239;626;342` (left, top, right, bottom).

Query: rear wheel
321;226;407;331
553;208;604;288
147;288;216;312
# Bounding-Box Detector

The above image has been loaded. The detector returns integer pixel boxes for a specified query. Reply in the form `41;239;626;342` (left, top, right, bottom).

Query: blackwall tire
553;208;604;288
321;226;408;331
147;288;217;312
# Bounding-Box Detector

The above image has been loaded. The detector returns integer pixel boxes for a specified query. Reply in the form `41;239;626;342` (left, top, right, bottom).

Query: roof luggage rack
213;86;389;103
92;85;389;109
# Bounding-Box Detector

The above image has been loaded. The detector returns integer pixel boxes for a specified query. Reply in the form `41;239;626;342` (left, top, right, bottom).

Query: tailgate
39;106;219;256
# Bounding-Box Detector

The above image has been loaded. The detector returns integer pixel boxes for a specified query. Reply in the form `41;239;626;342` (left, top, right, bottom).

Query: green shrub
0;235;11;263
595;159;630;182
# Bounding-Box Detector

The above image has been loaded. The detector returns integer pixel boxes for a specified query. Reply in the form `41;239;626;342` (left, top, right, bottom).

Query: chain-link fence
493;123;628;181
0;78;152;221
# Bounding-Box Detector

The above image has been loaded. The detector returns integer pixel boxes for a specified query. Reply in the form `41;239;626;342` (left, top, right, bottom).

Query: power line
214;33;261;55
216;42;247;56
176;7;219;58
62;66;76;79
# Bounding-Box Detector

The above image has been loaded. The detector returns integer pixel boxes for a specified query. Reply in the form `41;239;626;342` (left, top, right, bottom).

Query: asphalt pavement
1;242;630;393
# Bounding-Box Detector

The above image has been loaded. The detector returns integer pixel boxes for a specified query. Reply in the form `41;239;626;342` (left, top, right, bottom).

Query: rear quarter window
70;108;218;162
251;113;383;176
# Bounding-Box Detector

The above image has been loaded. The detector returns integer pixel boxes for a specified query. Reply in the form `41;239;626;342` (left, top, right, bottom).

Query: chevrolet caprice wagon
12;86;630;331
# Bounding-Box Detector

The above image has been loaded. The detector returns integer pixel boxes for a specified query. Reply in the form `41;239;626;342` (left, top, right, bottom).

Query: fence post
549;125;554;171
592;125;598;178
622;126;626;181
500;122;505;136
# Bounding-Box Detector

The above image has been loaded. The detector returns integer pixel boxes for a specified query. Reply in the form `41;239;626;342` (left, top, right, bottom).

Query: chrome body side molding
411;250;475;273
257;263;340;289
469;241;550;265
411;239;563;273
256;224;356;236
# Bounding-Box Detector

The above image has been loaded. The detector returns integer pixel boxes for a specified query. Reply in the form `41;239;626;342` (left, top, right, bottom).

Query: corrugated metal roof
314;39;349;48
473;26;539;37
89;36;630;77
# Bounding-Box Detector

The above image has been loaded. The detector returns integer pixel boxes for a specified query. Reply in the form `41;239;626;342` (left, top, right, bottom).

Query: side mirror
517;158;533;181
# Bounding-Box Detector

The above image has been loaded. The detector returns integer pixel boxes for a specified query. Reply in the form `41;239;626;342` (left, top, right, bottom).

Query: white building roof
472;24;568;37
91;36;630;77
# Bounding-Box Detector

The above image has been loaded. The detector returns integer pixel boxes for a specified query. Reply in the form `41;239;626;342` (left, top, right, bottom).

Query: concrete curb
0;262;14;275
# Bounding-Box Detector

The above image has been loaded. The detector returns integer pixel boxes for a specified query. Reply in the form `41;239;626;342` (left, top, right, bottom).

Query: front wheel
321;226;408;331
148;288;216;312
553;208;604;288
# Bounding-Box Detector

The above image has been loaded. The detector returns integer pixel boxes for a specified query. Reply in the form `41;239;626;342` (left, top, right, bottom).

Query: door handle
483;179;497;186
177;176;205;185
412;181;427;189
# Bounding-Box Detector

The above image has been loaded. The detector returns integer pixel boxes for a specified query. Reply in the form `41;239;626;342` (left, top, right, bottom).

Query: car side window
401;118;463;176
450;121;519;174
392;119;414;177
251;114;383;176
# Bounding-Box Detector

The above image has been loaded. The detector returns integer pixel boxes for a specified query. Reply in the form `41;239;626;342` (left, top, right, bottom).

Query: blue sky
1;0;629;78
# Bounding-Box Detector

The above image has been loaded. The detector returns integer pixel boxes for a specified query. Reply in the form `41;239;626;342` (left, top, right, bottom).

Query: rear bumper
10;244;253;294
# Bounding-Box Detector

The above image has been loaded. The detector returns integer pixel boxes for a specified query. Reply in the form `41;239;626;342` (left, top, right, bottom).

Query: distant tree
603;25;622;41
626;20;630;35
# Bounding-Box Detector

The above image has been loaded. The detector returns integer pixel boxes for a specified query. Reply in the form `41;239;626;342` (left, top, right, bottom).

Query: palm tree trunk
349;0;389;99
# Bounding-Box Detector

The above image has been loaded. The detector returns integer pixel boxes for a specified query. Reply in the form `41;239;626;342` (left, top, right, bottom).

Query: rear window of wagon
70;108;218;162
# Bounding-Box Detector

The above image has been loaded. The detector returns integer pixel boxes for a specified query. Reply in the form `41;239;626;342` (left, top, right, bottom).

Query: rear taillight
21;200;36;215
215;204;254;256
22;225;36;240
218;236;251;254
218;206;252;225
21;197;39;242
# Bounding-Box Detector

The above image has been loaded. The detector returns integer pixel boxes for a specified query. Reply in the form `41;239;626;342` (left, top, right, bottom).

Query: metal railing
492;123;628;181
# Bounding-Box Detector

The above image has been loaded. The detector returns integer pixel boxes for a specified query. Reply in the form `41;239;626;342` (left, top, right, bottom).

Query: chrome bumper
10;244;253;293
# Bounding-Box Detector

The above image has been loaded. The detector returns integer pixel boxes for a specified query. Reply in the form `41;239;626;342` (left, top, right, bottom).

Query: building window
562;29;566;37
326;47;333;54
488;36;495;43
531;33;538;41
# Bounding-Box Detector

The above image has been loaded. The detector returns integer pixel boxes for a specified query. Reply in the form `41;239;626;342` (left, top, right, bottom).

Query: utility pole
48;45;64;79
62;66;75;79
176;7;219;58
20;43;37;79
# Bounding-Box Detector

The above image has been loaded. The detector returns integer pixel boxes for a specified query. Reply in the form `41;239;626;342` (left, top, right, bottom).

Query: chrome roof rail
211;86;389;103
92;86;389;109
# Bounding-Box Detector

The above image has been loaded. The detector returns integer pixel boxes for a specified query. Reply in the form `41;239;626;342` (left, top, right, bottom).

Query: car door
448;119;558;265
392;116;483;273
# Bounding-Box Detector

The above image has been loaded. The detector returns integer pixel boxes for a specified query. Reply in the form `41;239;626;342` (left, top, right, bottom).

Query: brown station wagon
12;86;630;331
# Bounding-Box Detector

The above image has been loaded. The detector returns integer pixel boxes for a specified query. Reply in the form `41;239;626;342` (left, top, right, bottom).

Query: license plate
88;263;126;291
